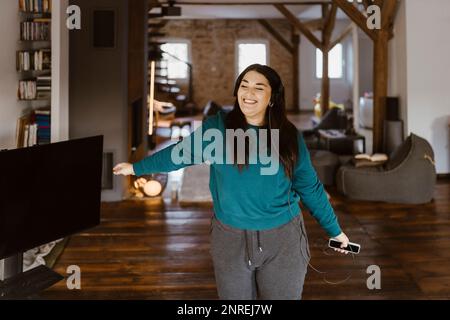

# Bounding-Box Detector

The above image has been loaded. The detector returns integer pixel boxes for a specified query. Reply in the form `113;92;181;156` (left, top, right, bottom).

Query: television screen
0;135;103;260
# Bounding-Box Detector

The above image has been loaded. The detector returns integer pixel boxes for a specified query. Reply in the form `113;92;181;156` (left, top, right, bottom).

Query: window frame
235;39;270;79
158;38;192;80
315;43;345;80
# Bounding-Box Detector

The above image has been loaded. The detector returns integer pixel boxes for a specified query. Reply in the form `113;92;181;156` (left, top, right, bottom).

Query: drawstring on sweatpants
245;231;263;267
245;231;252;266
257;231;262;252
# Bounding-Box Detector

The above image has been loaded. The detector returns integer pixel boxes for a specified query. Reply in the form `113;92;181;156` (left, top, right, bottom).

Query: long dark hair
225;64;299;179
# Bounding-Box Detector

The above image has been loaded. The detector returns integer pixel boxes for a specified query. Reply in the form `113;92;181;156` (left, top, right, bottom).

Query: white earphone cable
267;105;356;285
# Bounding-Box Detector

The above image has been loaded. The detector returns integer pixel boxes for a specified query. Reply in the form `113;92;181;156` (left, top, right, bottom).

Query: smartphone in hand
328;239;361;254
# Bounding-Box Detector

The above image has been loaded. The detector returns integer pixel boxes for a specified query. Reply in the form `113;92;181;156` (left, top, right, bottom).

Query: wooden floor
39;177;450;300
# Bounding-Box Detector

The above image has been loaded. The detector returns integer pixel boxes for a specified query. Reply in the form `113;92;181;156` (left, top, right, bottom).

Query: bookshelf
16;0;52;147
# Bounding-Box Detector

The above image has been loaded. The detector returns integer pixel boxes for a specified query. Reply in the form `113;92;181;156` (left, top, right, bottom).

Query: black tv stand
0;254;63;299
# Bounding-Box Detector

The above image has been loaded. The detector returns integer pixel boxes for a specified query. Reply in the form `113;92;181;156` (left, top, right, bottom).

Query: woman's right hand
113;162;135;176
332;232;350;255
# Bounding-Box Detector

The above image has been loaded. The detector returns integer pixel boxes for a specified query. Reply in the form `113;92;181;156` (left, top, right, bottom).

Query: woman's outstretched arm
292;133;350;253
113;112;218;177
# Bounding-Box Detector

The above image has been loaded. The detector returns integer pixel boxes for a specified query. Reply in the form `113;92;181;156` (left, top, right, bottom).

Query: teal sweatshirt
133;110;342;237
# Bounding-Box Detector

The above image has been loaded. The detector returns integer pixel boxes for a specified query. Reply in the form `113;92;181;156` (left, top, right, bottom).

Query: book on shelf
20;20;51;41
16;1;53;144
18;80;37;100
37;75;51;81
33;18;51;23
16;114;31;148
23;124;30;147
37;76;51;89
34;110;51;116
18;75;51;100
33;109;51;145
17;49;51;71
19;0;52;14
41;49;51;69
28;123;37;147
36;91;51;100
16;108;51;148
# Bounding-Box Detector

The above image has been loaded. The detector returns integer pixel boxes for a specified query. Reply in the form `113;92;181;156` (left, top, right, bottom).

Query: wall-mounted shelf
16;0;52;148
18;70;51;74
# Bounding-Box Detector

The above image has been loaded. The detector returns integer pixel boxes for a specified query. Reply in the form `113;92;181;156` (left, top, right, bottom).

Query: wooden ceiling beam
329;22;353;50
257;19;294;54
362;0;371;11
274;4;322;49
322;3;330;24
322;2;337;50
333;0;376;41
381;0;398;30
373;0;384;8
171;1;331;5
304;18;325;31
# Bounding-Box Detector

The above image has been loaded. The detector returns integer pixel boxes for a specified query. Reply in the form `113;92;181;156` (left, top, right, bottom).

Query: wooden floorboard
37;178;450;300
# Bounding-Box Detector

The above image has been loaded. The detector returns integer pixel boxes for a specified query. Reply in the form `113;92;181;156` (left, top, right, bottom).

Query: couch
336;133;436;204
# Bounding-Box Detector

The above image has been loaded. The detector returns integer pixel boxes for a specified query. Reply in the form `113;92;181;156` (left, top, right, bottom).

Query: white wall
0;7;23;278
359;35;373;97
69;0;129;201
0;1;69;148
389;0;408;133
0;1;24;149
300;20;354;110
51;0;70;142
403;0;450;174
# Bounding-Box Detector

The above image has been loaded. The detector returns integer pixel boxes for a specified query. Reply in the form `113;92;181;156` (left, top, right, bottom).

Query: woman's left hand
332;232;350;254
113;162;135;176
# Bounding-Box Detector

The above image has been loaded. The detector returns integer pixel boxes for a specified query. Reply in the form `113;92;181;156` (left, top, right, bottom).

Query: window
160;42;189;79
237;42;268;75
316;44;343;79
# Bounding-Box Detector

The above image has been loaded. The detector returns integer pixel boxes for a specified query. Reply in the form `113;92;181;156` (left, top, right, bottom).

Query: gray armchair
336;133;436;204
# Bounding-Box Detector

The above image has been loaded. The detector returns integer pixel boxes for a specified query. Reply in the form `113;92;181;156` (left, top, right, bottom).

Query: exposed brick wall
158;19;296;111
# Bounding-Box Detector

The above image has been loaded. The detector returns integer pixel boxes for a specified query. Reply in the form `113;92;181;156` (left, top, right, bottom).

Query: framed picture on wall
92;9;116;49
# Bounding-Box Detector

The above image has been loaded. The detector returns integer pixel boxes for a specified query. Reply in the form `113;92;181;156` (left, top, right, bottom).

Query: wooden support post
320;3;337;116
274;3;348;116
274;4;323;113
322;3;330;30
334;0;397;153
372;29;389;152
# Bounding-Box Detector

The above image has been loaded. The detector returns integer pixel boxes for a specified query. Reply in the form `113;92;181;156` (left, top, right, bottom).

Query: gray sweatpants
209;214;311;300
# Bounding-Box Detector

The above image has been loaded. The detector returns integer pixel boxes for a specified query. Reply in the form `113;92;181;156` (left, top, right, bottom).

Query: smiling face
237;70;272;126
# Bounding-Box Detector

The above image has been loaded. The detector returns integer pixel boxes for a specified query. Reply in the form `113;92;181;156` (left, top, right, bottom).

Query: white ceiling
153;1;350;20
